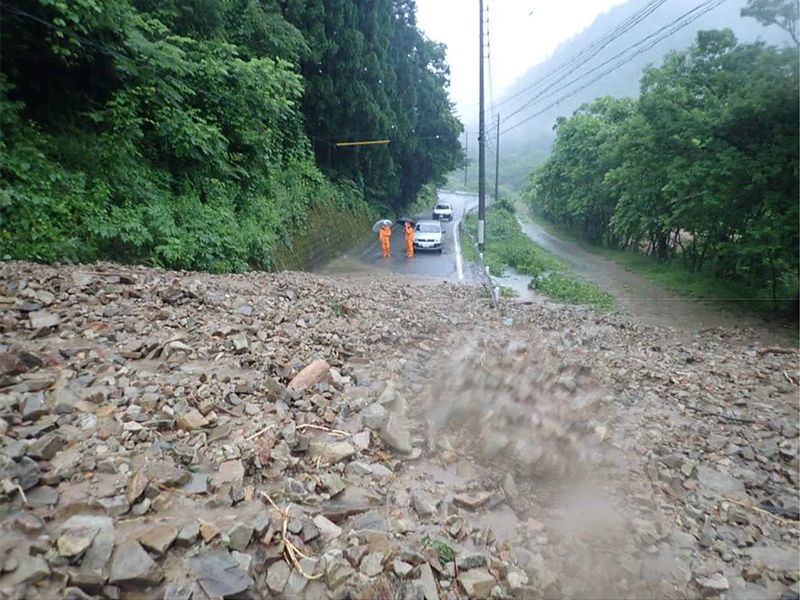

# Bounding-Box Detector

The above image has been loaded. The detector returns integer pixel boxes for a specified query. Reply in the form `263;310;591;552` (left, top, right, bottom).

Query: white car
433;203;454;221
414;220;443;253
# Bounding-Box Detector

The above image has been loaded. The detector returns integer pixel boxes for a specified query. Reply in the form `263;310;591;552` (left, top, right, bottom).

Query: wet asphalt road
318;191;478;282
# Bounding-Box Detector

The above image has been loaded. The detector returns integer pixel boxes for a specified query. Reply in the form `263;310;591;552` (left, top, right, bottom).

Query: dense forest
0;0;463;271
524;12;799;311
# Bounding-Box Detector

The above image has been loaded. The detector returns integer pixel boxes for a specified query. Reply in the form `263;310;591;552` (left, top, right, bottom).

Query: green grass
499;286;519;299
462;204;615;311
533;272;615;311
522;204;796;320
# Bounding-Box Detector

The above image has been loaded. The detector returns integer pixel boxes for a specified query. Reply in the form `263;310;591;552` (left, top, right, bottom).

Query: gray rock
309;440;356;464
342;546;368;571
361;552;386;577
230;333;249;354
352;510;387;532
502;473;521;511
380;411;412;454
58;529;97;558
137;524;178;555
370;464;393;479
181;473;208;495
266;560;291;594
313;514;342;541
82;530;116;574
394;560;414;579
352;430;371;451
27;432;66;460
109;541;163;588
23;393;48;421
419;563;439;600
231;551;252;574
189;548;255;598
163;584;193;600
457;569;495;599
456;552;488;570
235;304;253;317
227;522;254;552
96;495;130;517
668;530;697;550
287;558;319;595
0;556;50;587
176;521;200;547
26;485;60;507
696;466;745;495
326;559;354;589
29;310;60;330
319;473;346;498
507;569;529;595
252;512;271;537
345;461;374;477
362;403;388;430
411;490;437;518
147;461;191;487
696;573;729;592
747;544;799;572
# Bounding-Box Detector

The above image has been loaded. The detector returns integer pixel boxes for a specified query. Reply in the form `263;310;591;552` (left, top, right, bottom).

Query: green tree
741;0;799;45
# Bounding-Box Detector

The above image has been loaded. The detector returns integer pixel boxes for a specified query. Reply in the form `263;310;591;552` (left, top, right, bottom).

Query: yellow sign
335;140;391;147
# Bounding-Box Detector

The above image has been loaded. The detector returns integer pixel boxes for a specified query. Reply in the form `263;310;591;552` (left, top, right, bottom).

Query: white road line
453;216;464;281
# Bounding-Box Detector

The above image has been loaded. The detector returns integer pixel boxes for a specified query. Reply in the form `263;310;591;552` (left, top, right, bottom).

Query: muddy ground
0;260;797;600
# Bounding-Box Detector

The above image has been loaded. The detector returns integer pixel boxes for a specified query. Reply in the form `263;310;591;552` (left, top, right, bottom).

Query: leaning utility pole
494;113;500;204
464;131;469;188
478;0;486;251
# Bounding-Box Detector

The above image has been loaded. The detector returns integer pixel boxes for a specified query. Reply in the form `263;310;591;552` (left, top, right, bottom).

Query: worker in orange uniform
379;223;392;258
404;222;415;258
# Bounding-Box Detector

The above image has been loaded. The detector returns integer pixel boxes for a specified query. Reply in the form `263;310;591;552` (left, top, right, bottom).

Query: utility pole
464;132;469;189
478;0;486;251
494;113;500;204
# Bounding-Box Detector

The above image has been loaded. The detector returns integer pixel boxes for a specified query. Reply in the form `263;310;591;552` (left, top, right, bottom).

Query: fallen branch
259;492;323;581
245;425;275;441
757;347;797;358
725;498;799;527
296;424;349;438
14;483;28;505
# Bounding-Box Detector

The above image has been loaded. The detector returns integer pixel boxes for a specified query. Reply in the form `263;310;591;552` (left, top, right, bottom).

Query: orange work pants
381;239;391;258
406;238;414;258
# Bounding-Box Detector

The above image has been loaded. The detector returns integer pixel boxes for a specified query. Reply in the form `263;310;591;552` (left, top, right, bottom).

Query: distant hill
464;0;794;190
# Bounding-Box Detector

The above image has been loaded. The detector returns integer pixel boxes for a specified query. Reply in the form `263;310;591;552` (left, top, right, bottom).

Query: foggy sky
416;0;629;123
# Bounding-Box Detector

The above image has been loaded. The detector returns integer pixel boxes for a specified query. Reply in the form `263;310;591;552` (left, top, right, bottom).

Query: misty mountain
465;0;794;190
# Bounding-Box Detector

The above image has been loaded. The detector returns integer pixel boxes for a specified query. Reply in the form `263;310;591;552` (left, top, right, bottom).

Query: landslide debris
0;260;797;600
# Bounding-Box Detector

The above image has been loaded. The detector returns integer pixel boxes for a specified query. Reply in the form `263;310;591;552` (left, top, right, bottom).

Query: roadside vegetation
0;1;463;272
462;201;615;310
523;208;789;320
524;22;799;318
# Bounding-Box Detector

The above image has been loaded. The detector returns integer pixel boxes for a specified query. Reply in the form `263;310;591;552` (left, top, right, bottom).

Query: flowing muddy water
516;217;795;345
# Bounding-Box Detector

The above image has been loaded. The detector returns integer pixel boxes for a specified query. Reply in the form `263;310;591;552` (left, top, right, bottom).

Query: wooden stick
757;347;797;357
726;498;798;527
296;424;349;437
246;425;275;441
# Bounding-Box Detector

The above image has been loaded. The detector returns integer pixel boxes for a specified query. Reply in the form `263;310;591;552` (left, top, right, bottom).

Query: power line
500;0;729;135
475;0;669;115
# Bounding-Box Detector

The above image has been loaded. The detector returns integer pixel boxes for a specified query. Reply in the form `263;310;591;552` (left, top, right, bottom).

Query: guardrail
459;206;499;309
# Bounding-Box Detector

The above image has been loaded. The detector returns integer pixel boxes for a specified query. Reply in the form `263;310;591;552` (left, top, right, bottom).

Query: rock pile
0;260;797;600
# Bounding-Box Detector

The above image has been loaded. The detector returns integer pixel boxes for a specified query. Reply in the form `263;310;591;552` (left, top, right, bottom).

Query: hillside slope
466;0;793;190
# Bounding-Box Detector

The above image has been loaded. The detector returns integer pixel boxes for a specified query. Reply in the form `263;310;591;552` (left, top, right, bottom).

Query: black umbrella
396;217;415;227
